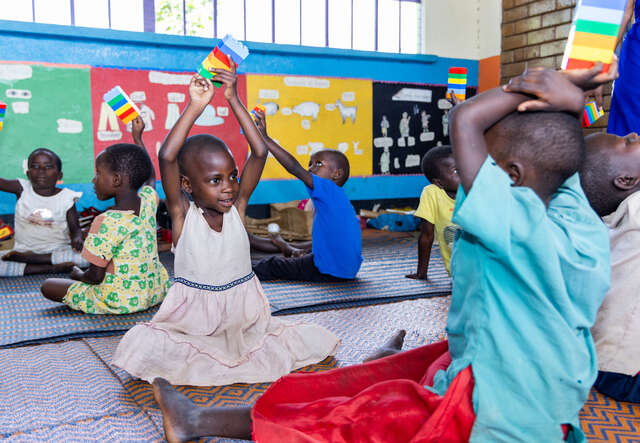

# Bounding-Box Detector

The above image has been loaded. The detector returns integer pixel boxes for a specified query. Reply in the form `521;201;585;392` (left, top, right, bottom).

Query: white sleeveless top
173;202;252;286
14;178;82;253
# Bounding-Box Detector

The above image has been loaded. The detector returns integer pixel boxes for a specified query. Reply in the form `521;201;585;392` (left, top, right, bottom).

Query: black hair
177;134;234;176
319;149;350;186
28;148;62;171
490;111;584;196
100;143;153;190
421;146;453;182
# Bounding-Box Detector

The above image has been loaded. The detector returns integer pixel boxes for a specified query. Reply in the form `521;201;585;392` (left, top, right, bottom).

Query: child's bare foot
363;330;406;362
152;378;197;443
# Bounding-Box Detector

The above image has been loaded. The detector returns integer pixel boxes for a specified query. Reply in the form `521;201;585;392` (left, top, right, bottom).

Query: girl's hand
254;110;268;138
210;56;238;101
71;233;84;252
503;67;585;114
70;265;84;281
131;116;145;145
188;74;215;109
560;56;619;92
448;90;463;107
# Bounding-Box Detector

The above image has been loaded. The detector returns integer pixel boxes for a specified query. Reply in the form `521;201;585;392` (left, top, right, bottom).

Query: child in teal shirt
145;67;613;443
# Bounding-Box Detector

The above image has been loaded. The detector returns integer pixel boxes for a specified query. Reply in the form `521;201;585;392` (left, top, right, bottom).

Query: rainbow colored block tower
103;86;140;124
582;101;605;127
0;101;6;131
251;104;266;122
562;0;627;72
447;67;467;101
199;34;249;87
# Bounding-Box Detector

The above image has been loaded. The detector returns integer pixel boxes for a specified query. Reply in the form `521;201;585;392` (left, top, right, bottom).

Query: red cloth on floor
252;340;476;443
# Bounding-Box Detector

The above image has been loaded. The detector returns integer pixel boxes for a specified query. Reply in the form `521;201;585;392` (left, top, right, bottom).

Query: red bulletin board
89;67;248;176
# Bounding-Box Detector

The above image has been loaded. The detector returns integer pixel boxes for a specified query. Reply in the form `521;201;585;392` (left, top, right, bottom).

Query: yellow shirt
415;184;458;273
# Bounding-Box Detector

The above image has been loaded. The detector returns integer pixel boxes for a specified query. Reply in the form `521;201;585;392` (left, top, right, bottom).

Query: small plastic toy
198;34;249;87
251;104;266;122
103;86;140;125
0;101;6;131
447;67;467;101
0;220;13;241
582;101;605;128
562;0;627;72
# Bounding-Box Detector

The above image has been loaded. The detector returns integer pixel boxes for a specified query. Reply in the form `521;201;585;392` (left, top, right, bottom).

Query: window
2;0;422;54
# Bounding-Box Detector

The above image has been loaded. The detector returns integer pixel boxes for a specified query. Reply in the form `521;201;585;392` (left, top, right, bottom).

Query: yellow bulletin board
246;74;372;179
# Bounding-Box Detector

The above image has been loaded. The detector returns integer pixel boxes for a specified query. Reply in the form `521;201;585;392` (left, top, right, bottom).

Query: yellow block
572;31;616;50
448;78;467;85
569;45;615;64
121;112;139;124
114;103;132;117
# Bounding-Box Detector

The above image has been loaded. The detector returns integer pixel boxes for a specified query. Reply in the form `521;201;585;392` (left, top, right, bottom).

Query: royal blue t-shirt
307;175;362;278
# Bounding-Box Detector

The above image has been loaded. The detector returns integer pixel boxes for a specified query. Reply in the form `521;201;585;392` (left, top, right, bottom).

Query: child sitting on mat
0;148;87;276
580;131;640;403
146;66;613;443
251;110;362;282
406;145;459;279
112;59;339;386
40;117;170;314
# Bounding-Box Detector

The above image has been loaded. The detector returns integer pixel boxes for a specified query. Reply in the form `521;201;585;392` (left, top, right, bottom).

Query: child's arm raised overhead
450;70;584;193
253;110;314;189
158;74;215;244
131;116;157;188
210;60;268;219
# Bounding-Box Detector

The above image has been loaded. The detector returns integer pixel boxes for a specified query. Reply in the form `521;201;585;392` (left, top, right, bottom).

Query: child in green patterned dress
40;129;170;314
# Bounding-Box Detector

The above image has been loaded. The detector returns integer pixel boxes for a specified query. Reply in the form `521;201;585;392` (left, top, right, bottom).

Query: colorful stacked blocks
251;104;266;121
447;67;467;101
198;34;249;87
103;86;140;124
582;101;605;127
0;223;13;241
562;0;627;72
0;101;6;131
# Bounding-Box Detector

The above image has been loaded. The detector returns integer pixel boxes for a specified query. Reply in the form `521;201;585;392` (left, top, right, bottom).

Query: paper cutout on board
292;102;320;120
97;102;122;141
57;119;83;134
149;71;191;85
335;99;357;124
0;65;32;82
562;0;626;72
167;92;185;103
6;89;32;99
194;105;224;126
392;88;432;103
12;102;29;114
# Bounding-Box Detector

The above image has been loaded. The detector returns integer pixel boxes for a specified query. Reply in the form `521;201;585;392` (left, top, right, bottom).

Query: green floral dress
63;186;170;314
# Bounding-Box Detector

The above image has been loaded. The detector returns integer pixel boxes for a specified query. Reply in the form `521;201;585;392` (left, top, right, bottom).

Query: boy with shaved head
580;131;640;403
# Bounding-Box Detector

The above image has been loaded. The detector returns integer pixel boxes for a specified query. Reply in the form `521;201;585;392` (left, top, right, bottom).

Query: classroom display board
246;75;373;179
0;62;95;183
371;81;474;175
90;68;249;175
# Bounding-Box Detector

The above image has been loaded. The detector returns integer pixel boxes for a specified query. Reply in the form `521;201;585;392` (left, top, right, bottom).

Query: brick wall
501;0;610;133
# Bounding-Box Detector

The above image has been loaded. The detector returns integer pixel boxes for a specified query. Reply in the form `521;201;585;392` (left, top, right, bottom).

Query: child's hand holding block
103;86;140;125
582;101;605;127
198;34;249;87
251;104;266;122
0;101;6;131
562;0;627;72
447;67;468;101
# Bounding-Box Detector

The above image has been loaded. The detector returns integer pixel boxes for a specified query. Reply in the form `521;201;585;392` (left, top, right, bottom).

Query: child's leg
41;278;76;302
152;379;252;443
26;263;74;276
363;330;406;362
594;371;640;403
2;250;53;264
253;254;346;282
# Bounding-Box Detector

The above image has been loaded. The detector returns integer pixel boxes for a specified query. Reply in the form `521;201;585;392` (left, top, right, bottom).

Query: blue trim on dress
174;272;255;292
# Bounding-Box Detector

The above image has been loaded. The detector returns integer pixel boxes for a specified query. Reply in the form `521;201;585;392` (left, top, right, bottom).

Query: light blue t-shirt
433;157;610;442
307;175;362;278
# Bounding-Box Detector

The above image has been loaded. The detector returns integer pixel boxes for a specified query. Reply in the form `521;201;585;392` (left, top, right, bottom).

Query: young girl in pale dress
113;59;339;386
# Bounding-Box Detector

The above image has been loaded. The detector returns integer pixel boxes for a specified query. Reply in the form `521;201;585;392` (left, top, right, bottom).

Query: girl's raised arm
158;74;215;243
211;60;268;220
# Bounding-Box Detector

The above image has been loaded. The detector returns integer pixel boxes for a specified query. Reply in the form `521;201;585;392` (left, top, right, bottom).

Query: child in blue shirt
251;110;362;282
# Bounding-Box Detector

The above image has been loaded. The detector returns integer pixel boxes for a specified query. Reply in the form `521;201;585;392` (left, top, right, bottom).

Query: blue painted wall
0;20;477;213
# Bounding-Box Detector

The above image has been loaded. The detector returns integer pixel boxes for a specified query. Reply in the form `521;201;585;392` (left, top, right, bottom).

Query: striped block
0;224;13;240
582;101;604;127
0;100;6;131
447;67;467;101
102;86;140;125
198;34;249;88
251;104;266;122
562;0;627;72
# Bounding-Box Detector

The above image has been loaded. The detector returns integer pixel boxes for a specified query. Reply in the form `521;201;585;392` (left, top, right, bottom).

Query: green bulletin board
0;62;94;183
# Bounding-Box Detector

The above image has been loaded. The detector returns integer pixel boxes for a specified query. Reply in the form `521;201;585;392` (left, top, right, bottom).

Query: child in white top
0;148;87;276
113;58;339;386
